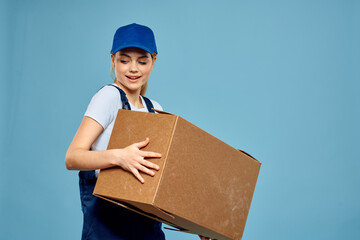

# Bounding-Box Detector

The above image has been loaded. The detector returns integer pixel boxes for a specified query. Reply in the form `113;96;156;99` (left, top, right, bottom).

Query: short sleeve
84;86;122;129
150;99;163;111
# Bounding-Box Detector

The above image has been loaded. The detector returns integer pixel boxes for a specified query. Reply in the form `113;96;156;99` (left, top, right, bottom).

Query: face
111;47;156;95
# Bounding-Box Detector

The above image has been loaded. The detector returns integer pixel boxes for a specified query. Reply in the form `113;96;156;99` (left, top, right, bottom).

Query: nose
129;61;138;73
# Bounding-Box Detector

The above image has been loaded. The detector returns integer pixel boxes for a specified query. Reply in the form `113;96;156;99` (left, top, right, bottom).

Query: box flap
94;194;194;233
153;109;174;115
95;194;229;239
239;149;261;164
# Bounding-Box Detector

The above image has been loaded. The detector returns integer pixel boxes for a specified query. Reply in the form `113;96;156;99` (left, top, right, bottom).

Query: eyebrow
119;53;149;59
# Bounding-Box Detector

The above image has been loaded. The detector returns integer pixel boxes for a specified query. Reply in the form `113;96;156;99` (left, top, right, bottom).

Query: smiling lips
126;75;141;82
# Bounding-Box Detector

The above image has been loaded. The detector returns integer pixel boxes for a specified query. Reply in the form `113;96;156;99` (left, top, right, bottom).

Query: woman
65;23;165;240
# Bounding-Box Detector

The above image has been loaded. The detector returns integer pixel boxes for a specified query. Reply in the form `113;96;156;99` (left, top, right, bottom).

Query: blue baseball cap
111;23;158;55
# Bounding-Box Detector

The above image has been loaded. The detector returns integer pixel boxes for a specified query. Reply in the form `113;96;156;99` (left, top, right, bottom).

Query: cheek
141;66;153;75
114;65;126;74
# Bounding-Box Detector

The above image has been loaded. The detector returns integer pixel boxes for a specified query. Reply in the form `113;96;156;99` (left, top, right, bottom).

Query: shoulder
92;85;121;102
84;85;122;129
87;85;123;110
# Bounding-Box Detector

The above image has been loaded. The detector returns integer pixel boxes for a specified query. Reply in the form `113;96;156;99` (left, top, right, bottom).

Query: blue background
1;0;359;239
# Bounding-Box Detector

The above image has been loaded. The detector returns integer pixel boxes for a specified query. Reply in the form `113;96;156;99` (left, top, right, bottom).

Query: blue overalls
79;85;165;240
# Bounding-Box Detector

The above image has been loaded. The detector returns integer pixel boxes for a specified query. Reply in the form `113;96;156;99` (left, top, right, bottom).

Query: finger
136;163;156;177
140;150;162;158
134;137;150;149
130;168;145;184
140;159;160;171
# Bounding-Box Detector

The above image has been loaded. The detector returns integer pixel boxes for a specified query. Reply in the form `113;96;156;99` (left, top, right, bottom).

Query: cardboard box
94;109;261;240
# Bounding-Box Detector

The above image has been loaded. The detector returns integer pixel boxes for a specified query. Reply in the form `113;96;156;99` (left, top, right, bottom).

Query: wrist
107;148;123;167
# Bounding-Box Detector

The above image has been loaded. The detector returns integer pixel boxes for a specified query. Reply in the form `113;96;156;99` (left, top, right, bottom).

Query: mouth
126;75;141;82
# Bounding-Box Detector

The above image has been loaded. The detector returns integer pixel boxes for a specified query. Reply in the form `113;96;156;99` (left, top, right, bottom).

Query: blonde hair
110;52;157;97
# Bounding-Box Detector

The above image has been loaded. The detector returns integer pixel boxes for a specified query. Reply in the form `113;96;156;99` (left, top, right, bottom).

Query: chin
125;83;143;92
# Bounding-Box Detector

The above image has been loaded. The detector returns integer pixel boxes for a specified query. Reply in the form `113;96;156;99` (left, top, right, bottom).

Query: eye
139;61;147;65
120;60;128;63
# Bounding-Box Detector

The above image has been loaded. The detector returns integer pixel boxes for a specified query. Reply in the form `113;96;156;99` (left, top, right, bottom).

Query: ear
151;54;157;70
111;53;115;67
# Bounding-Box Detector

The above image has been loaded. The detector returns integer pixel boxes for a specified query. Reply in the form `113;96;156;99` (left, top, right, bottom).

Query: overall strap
107;84;131;110
142;96;155;113
108;84;155;113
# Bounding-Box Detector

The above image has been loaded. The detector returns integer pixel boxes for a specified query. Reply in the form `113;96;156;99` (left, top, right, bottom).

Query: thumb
134;137;150;149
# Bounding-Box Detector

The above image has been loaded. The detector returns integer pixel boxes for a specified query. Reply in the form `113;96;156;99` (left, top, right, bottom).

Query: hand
112;137;161;183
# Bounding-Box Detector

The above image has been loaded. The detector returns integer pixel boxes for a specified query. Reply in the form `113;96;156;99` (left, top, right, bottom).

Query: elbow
65;161;72;170
65;152;75;170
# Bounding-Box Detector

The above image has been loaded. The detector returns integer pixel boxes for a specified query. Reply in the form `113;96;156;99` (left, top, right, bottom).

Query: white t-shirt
84;84;163;176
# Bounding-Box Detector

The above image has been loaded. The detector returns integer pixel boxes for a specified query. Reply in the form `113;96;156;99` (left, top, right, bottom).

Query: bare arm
65;116;161;183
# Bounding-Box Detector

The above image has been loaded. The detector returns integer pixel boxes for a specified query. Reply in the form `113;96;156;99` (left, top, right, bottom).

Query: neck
114;82;143;109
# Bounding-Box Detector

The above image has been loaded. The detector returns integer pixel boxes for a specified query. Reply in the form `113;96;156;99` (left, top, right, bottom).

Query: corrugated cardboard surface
94;109;261;240
95;110;177;205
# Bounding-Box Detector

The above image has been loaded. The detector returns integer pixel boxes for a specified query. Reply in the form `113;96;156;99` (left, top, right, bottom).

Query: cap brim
111;43;156;54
